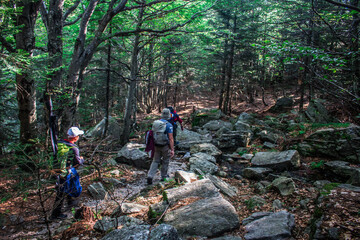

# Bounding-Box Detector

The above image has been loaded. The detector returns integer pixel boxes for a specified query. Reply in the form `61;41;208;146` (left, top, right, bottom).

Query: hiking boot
161;176;169;182
147;178;152;185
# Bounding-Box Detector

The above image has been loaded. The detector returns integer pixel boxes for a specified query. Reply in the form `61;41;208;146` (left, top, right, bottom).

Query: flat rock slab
243;211;295;240
164;196;240;238
101;224;179;240
251;150;300;171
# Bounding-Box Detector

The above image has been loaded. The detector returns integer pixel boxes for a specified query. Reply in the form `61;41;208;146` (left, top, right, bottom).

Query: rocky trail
1;94;360;240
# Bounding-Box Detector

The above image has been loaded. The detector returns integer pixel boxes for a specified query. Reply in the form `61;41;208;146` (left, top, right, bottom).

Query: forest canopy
0;0;359;150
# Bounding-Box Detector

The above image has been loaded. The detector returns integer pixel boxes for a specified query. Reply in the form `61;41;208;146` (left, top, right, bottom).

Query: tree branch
63;0;81;21
323;0;360;12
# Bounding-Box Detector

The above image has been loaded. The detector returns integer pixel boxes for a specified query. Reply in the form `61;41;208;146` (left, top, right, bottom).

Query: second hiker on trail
166;106;184;145
147;108;174;185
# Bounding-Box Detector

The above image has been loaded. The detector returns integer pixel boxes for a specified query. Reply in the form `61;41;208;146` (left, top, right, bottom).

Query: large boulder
189;152;219;175
324;161;360;186
206;174;238;197
272;177;296;196
176;129;212;151
86;117;122;139
251;150;301;171
163;196;240;238
269;97;294;113
88;182;107;200
296;125;360;163
151;179;221;213
190;143;222;158
242;167;273;180
115;143;151;169
191;108;224;127
101;224;180;240
243;211;295;240
304;99;335;123
213;131;251;150
94;216;144;232
203;120;233;131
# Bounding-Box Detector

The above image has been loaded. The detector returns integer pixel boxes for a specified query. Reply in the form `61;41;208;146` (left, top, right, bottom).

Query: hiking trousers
147;145;171;179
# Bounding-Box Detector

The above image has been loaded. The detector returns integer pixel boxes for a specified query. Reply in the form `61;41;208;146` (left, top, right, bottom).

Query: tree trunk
218;17;230;111
103;25;112;138
15;0;42;144
351;0;360;96
120;7;144;145
223;14;237;115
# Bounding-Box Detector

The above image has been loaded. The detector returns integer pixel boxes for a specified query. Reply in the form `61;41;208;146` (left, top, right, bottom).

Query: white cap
67;127;84;137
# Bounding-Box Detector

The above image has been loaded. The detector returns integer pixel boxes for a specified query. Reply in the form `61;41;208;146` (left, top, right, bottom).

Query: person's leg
147;147;162;180
51;177;67;219
160;145;171;180
173;124;178;144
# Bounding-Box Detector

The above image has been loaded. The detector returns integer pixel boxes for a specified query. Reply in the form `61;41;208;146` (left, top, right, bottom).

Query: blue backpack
63;167;82;197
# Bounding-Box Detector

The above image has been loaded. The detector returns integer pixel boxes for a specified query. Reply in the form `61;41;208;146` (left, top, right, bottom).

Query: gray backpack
152;120;169;146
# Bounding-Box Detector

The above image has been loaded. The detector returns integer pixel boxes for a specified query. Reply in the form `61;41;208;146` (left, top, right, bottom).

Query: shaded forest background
0;0;360;151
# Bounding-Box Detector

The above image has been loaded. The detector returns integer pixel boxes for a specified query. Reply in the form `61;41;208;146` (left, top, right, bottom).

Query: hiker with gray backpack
147;108;174;184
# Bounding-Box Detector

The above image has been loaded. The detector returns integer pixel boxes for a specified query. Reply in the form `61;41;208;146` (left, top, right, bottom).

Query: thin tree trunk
103;25;112;138
120;7;144;144
218;17;230;111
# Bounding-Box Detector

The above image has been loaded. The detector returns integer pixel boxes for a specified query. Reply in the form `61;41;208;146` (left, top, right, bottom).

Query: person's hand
170;149;175;158
181;125;184;131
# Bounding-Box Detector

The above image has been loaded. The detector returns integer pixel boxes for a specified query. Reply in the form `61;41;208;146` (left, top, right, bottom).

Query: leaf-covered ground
1;91;359;239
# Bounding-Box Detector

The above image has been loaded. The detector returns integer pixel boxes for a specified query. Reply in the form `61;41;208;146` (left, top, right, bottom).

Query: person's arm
168;132;175;157
72;147;84;168
176;114;184;130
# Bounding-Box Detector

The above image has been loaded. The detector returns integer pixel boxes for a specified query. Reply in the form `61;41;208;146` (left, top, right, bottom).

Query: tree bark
15;0;42;144
223;14;237;115
121;6;144;145
218;16;230;111
103;25;112;138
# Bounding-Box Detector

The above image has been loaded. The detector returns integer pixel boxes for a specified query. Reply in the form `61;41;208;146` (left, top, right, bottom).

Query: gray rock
189;153;218;175
272;199;284;210
115;143;151;169
164;196;240;238
94;216;145;232
192;152;217;163
213;131;251;150
243;211;295;240
101;224;179;240
174;170;198;184
203;120;233;131
313;180;331;189
206;174;238;197
191;108;225;126
243;167;273;180
269;97;294;113
297;126;360;163
238;112;255;125
263;141;276;149
325;161;360;185
304;99;335;123
212;236;243;240
86;117;122;139
88;182;107;200
234;121;251;133
251;150;300;171
258;130;281;144
272;177;296;196
166;179;220;203
190;143;222;158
